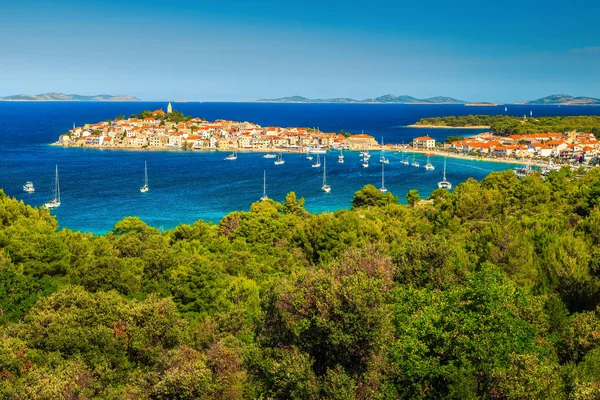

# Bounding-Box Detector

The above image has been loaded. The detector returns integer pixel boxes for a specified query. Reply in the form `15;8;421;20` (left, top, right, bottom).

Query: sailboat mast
442;158;445;180
56;165;60;203
381;160;384;188
323;157;326;186
263;170;267;198
144;161;148;186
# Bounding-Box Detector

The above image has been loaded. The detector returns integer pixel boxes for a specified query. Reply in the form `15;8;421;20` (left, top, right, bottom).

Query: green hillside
2;167;600;398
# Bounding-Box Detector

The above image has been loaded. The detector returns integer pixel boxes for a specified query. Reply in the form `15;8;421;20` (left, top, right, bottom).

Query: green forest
414;115;600;136
2;167;600;398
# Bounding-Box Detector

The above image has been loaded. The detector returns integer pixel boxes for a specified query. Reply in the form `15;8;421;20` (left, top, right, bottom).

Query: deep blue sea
2;102;599;233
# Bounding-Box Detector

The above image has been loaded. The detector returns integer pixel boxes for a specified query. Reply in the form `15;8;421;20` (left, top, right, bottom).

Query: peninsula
54;104;382;152
0;92;141;101
411;115;600;135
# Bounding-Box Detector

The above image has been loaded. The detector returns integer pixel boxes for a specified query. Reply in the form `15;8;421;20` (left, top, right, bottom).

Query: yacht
424;155;435;171
23;182;35;193
274;152;285;165
379;160;387;193
306;154;314;160
321;157;331;193
140;161;149;193
400;150;409;165
338;148;344;164
44;165;61;208
263;153;277;159
411;147;419;167
260;170;268;201
312;153;321;168
380;138;389;164
225;151;238;160
362;157;369;168
514;161;532;178
438;157;452;189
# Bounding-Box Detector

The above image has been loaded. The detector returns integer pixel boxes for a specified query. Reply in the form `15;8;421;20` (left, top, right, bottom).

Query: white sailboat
424;155;435;171
411;147;419;167
263;152;277;159
380;137;389;164
23;182;35;193
44;165;61;208
504;106;508;112
338;148;344;164
260;170;268;201
225;151;237;160
438;157;452;189
379;159;387;193
400;147;409;165
140;161;149;193
274;152;285;165
321;157;331;193
312;153;321;168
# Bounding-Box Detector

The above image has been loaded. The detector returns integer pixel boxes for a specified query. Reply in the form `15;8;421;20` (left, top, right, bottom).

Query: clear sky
1;0;599;102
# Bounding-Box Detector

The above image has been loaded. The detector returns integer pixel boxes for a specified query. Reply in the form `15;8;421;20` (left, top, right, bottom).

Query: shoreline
51;143;561;168
404;124;491;129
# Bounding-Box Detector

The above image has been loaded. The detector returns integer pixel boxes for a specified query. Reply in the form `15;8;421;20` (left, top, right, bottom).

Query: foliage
1;169;600;397
415;114;600;135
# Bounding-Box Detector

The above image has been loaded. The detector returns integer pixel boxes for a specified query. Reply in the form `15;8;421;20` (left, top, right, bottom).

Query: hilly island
0;92;141;101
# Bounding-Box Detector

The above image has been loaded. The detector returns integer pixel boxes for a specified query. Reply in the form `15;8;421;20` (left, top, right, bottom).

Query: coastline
51;142;559;168
404;124;491;129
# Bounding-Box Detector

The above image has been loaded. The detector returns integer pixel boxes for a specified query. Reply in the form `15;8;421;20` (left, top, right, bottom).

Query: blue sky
1;0;599;102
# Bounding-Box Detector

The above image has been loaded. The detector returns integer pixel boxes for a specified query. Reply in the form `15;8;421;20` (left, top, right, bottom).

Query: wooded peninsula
2;166;600;398
412;115;600;136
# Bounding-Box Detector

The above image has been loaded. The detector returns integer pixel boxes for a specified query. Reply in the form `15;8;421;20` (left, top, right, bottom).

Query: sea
1;102;599;234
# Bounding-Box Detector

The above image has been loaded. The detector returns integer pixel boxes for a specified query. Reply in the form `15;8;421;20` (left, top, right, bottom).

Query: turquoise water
1;102;598;233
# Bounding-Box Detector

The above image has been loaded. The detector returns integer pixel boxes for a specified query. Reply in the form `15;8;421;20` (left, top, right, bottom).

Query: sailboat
321;157;331;193
140;161;149;193
438;157;452;189
274;152;285;165
411;147;419;167
312;153;321;168
44;165;61;208
424;155;435;171
260;170;268;201
379;159;387;193
380;137;389;164
23;182;35;193
263;152;277;159
362;154;369;168
225;151;237;160
504;106;508;112
400;146;409;165
338;148;344;163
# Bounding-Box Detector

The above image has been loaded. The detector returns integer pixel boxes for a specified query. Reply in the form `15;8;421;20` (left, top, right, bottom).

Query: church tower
167;102;172;114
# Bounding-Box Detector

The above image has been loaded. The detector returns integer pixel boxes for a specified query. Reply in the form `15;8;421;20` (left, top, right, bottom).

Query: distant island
257;93;600;105
517;94;600;105
0;92;141;101
256;94;467;104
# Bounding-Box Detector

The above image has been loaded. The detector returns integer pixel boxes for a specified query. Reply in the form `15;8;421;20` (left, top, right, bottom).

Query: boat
379;159;387;193
23;181;35;193
225;151;237;160
364;150;371;160
263;153;277;159
514;161;532;178
140;161;149;193
321;157;331;193
362;157;369;168
44;165;61;208
380;138;390;164
274;152;285;165
411;147;419;167
260;170;268;201
338;148;344;164
312;153;321;168
306;154;314;160
438;157;452;189
504;106;508;112
400;150;409;165
424;155;435;171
